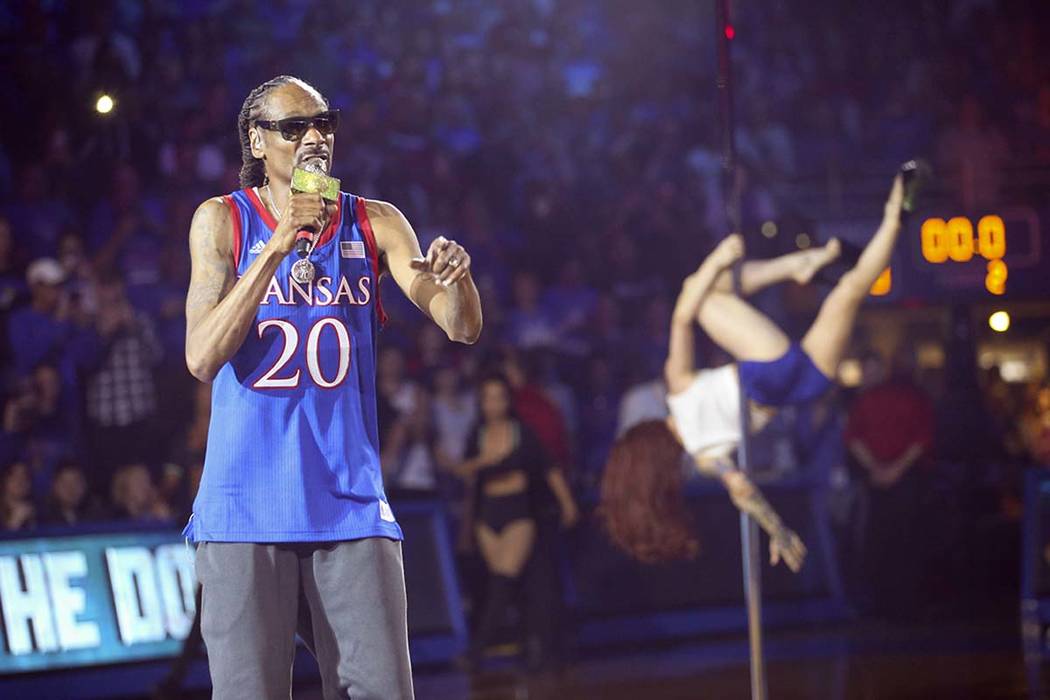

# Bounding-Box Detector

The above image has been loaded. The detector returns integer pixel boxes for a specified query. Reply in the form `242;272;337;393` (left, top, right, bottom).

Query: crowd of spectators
0;0;1047;549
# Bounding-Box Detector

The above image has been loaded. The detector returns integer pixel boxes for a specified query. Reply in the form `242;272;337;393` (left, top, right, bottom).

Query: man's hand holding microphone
267;164;341;257
267;193;335;257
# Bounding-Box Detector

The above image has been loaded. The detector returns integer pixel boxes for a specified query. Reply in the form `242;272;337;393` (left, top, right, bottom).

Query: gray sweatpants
195;537;414;700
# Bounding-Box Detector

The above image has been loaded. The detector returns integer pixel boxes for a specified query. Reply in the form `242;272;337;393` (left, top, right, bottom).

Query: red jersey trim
244;187;276;229
224;195;242;270
355;196;389;327
244;187;343;249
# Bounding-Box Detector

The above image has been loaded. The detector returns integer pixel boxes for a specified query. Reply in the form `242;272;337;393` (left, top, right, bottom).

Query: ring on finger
448;257;460;268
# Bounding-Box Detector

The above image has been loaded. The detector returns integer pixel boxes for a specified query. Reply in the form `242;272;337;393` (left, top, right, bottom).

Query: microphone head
291;166;341;201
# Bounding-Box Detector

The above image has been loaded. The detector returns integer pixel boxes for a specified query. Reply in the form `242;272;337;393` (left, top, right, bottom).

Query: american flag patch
340;241;366;259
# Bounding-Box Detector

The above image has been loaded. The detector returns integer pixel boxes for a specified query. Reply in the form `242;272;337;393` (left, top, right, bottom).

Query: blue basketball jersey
182;188;402;543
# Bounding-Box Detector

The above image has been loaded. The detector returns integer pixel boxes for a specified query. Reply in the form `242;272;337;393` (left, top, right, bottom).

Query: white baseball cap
26;258;66;286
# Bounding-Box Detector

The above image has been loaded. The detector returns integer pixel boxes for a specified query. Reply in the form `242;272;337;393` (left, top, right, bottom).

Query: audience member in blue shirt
7;258;100;447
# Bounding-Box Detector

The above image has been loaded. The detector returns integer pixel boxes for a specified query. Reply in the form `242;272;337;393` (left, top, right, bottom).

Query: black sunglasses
255;109;340;141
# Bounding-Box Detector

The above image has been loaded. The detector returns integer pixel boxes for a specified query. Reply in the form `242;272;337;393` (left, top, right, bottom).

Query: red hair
598;420;698;563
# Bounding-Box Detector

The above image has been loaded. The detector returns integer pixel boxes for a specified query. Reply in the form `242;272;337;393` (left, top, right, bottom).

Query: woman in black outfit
458;373;578;665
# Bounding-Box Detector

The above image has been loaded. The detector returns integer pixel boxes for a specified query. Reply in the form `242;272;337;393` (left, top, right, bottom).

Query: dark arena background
2;1;1050;698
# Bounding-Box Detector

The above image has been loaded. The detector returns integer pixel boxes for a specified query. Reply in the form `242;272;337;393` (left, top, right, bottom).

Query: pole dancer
598;169;905;662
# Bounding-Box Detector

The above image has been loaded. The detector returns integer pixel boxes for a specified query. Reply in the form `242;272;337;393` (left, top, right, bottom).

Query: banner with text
0;531;195;674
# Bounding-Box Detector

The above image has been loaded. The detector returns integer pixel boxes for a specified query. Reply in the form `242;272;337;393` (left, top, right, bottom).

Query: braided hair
237;75;329;188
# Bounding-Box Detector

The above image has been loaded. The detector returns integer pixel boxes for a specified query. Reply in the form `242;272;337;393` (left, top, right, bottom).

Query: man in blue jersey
183;76;482;700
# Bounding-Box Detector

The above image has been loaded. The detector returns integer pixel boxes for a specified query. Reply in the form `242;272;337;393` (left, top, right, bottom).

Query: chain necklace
265;183;283;219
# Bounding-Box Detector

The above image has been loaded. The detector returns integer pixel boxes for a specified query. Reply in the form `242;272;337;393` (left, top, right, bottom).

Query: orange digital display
986;258;1007;296
977;215;1006;259
920;214;1008;295
869;267;892;296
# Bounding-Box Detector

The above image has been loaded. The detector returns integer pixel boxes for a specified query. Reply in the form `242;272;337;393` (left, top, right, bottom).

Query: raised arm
665;234;744;394
184;193;331;382
367;199;482;344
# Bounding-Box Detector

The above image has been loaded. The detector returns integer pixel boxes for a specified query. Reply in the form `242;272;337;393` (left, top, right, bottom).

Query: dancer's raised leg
802;175;904;377
711;239;842;295
697;292;790;364
666;235;792;394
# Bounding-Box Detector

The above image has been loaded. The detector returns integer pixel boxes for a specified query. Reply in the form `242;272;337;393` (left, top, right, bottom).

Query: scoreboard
915;207;1042;296
816;204;1046;302
919;214;1008;294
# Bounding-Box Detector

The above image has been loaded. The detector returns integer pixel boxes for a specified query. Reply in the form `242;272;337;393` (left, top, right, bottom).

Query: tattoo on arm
728;477;790;541
187;258;232;313
186;203;235;326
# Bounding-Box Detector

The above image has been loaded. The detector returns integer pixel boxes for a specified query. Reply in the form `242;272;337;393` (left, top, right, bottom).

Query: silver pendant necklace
267;184;319;284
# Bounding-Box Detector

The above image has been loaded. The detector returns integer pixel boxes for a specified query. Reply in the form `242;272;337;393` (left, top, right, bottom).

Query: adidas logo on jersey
249;240;266;255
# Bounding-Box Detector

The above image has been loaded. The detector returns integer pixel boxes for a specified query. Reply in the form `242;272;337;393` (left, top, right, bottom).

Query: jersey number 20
253;318;351;389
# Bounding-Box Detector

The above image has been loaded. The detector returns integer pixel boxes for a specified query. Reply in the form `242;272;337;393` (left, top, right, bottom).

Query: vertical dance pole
713;2;768;699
